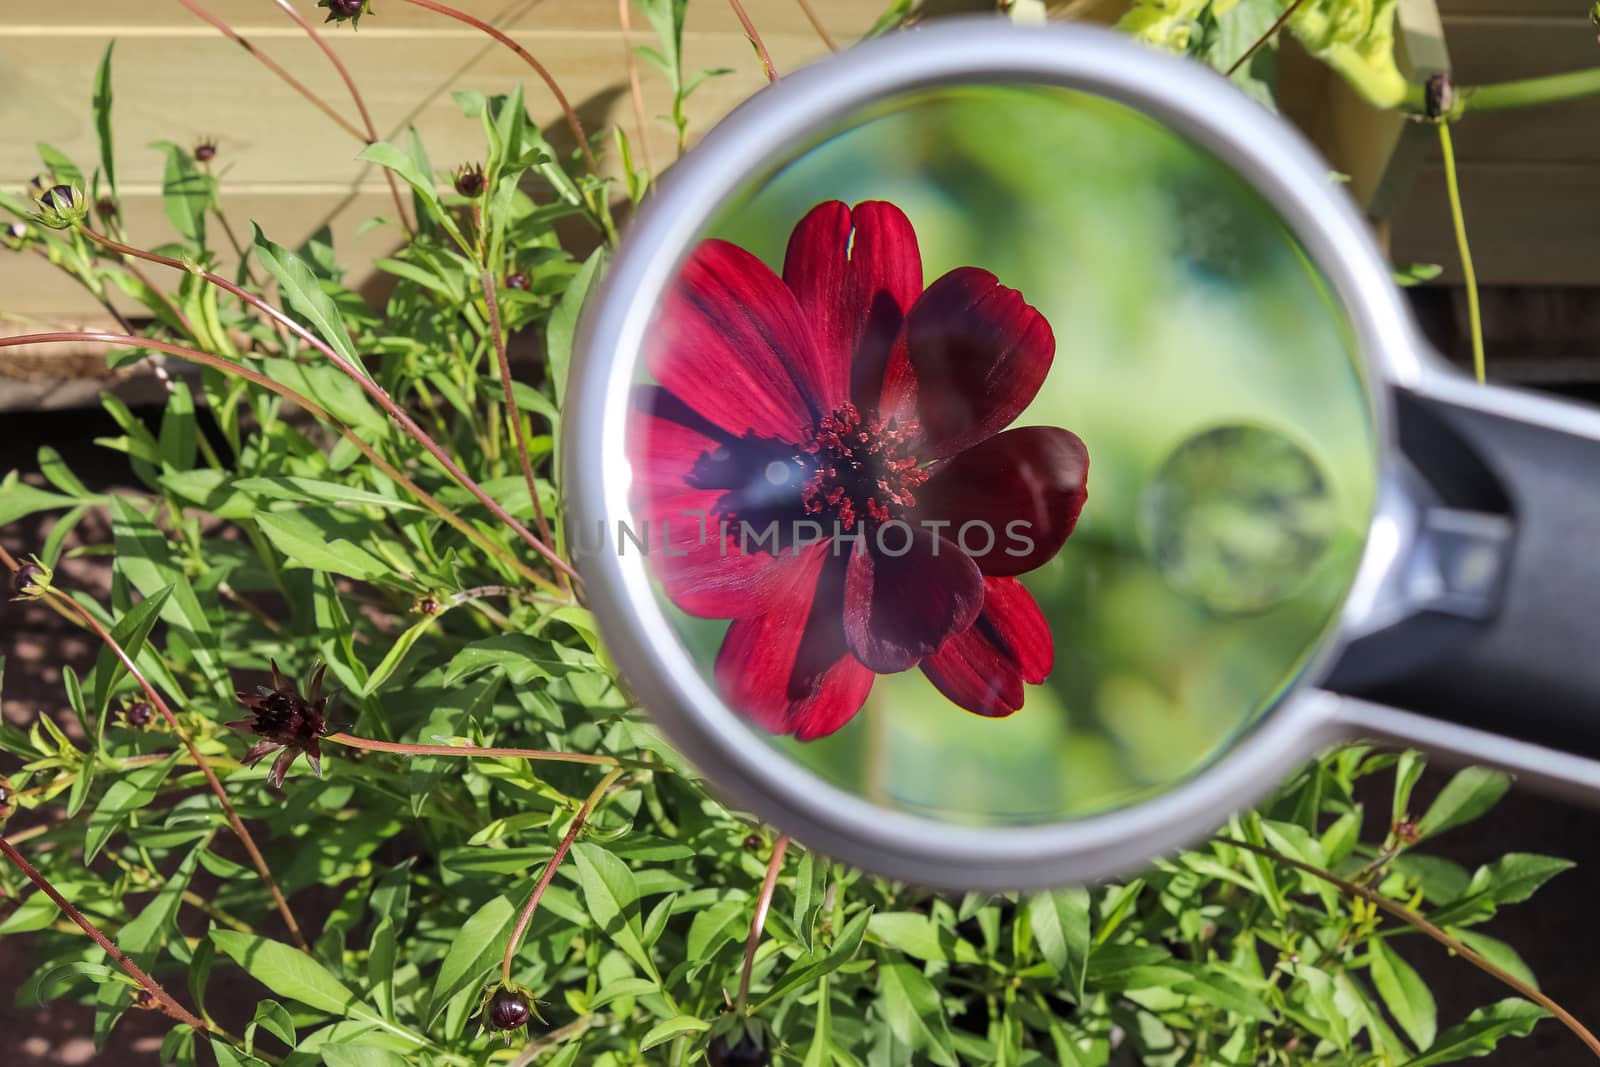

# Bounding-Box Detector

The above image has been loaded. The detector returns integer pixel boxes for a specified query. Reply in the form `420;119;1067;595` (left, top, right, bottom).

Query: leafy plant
0;2;1595;1065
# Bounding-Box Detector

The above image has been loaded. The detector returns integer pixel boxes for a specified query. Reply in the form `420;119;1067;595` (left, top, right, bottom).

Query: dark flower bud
453;163;486;198
95;197;118;221
1424;72;1455;121
506;272;530;291
131;990;157;1011
226;660;331;789
123;701;154;729
488;988;531;1031
2;221;32;251
416;594;443;617
193;139;218;164
708;1033;771;1067
743;833;763;851
32;183;88;230
317;0;373;27
1393;819;1419;845
12;558;51;599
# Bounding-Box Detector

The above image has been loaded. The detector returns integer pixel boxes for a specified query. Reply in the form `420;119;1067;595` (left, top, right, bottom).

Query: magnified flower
631;200;1087;739
227;660;330;788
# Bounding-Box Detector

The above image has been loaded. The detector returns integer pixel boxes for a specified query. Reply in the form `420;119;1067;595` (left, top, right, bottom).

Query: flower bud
95;197;118;222
2;221;33;251
487;988;531;1032
317;0;373;27
1424;72;1456;121
708;1033;771;1067
194;138;218;164
453;163;486;198
11;558;51;600
506;272;530;291
32;183;88;230
123;701;155;729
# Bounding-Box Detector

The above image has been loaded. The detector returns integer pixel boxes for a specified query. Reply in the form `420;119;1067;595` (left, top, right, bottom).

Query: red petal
716;547;875;738
920;577;1054;717
628;394;807;619
843;528;983;674
651;238;820;440
904;267;1055;458
918;427;1089;576
782;201;923;414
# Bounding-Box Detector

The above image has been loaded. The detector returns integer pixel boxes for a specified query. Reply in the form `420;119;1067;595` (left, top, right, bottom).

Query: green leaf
760;907;874;1008
85;755;178;862
1370;939;1437;1050
151;140;208;245
0;471;78;525
93;43;118;199
878;961;958;1067
869;912;980;966
211;1040;269;1067
252;225;361;365
1392;750;1424;822
368;917;397;1022
88;584;171;716
801;976;833;1067
250;999;297;1052
640;1015;709;1051
687;899;746;961
1416;767;1509;840
546;247;604;403
1431;853;1575;925
572;842;658;980
425;894;514;1025
1403;999;1547;1067
1027;889;1091;1000
211;930;366;1016
158;381;198;470
361;617;435;697
359;141;442;215
255;510;388;580
321;1047;411;1067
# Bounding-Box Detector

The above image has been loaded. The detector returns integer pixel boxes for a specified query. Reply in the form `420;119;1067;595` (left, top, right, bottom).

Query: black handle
1326;383;1600;757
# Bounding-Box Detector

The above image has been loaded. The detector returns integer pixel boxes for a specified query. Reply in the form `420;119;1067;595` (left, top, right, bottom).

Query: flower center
798;402;926;529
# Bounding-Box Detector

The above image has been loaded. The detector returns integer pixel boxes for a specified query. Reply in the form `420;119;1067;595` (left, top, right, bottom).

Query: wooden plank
1390;163;1600;286
1439;14;1594;83
1436;0;1582;15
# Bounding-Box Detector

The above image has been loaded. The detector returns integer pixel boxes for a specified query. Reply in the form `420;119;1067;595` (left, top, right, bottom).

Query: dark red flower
227;660;330;788
193;138;218;164
631;200;1087;739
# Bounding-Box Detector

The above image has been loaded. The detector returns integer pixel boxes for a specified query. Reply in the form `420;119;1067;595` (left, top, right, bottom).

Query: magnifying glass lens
623;83;1379;826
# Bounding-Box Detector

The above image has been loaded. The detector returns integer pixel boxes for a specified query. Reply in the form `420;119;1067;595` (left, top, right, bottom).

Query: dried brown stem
737;833;790;1012
401;0;598;174
1216;835;1600;1058
74;227;578;587
0;837;209;1031
172;0;367;141
1225;0;1308;78
502;769;627;984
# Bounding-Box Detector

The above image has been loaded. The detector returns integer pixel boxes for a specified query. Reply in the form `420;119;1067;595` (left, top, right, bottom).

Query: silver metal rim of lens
563;18;1574;890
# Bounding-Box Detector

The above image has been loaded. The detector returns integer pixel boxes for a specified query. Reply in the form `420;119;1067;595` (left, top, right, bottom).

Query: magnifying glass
564;19;1600;891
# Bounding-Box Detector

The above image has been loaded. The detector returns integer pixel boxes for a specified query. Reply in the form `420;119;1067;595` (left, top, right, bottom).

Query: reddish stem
172;0;367;141
618;0;658;179
0;332;554;592
0;837;209;1032
727;0;780;84
324;733;646;769
75;227;579;586
266;0;415;235
795;0;839;51
401;0;599;174
502;769;626;985
482;271;566;594
737;833;790;1011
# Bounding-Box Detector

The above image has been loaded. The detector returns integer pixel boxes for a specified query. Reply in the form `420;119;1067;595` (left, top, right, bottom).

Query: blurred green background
649;85;1378;826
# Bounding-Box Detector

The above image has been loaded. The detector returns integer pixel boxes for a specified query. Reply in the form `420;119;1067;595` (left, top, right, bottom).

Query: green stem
324;733;653;770
1437;123;1486;383
1404;67;1600;114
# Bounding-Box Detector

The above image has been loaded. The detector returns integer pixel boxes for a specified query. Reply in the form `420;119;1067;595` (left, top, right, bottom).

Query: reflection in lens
1139;424;1337;615
627;85;1378;826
